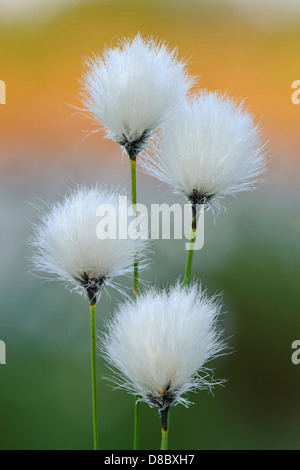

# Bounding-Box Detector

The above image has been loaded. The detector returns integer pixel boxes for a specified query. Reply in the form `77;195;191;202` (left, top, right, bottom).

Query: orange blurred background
0;0;299;178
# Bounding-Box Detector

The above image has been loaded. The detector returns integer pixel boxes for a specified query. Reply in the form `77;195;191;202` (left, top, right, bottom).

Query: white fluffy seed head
101;282;227;410
80;33;194;158
29;185;148;300
141;91;267;206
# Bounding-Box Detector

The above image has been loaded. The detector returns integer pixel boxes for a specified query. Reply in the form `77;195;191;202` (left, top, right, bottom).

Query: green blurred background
0;0;300;450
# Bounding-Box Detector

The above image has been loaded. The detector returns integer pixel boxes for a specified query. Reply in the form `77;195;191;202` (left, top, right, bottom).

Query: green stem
90;303;99;450
133;396;140;450
160;428;168;450
130;156;139;298
160;407;169;450
130;156;140;449
183;204;197;286
130;157;137;211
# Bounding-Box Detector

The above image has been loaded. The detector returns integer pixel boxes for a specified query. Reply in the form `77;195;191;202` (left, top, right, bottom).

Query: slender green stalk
130;157;137;211
130;156;139;298
90;303;99;450
183;203;197;286
133;396;140;450
160;428;168;450
160;407;169;450
130;155;140;449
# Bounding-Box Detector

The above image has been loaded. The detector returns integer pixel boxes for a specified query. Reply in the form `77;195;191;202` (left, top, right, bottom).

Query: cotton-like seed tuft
141;91;267;207
101;282;227;411
80;33;194;158
29;185;148;302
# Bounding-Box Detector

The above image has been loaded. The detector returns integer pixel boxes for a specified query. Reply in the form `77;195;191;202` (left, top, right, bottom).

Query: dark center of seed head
147;382;176;430
74;272;106;306
117;129;151;160
188;188;214;207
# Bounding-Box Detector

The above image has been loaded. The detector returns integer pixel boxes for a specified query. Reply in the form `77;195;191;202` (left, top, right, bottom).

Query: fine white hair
80;33;194;157
141;91;267;206
101;282;227;410
29;185;148;299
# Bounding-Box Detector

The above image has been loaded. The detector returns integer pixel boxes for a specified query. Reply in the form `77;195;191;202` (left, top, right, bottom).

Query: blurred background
0;0;300;450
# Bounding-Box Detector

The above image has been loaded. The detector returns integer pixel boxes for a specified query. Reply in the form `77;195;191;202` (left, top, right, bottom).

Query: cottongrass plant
101;282;227;450
80;33;193;161
80;32;194;295
141;91;267;284
30;185;148;450
80;33;194;447
28;31;267;450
